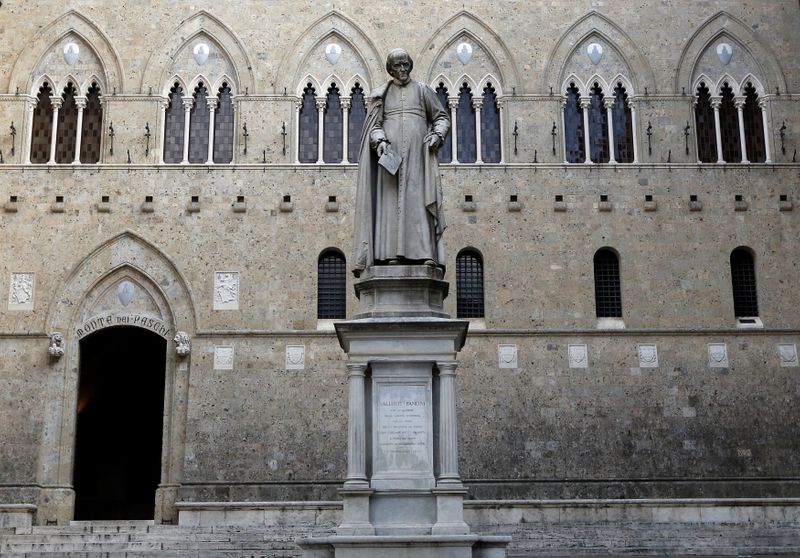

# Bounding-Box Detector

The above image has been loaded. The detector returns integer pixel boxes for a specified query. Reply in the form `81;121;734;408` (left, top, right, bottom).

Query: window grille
695;83;717;163
481;83;501;163
594;249;622;318
743;84;766;163
719;84;740;163
188;83;209;163
457;83;476;163
348;84;366;163
213;83;234;164
163;83;185;164
435;83;452;163
564;84;584;163
612;83;634;163
298;84;318;163
456;250;484;318
317;250;346;319
323;83;343;163
588;83;609;163
55;83;79;163
30;83;54;164
80;83;102;164
730;248;758;317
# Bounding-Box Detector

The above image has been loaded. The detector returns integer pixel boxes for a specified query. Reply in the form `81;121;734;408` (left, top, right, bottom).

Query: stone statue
48;332;65;358
174;331;191;356
352;48;450;276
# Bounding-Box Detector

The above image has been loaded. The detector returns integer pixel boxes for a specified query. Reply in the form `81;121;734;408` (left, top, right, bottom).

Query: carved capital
579;97;592;110
74;96;88;110
181;96;194;110
173;331;191;357
294;98;303;110
48;332;65;359
50;97;63;110
603;97;616;110
346;362;367;377
471;97;484;110
25;98;37;112
709;97;722;110
733;96;746;110
206;97;219;111
340;97;352;111
158;97;170;111
315;97;327;111
757;97;769;110
437;361;458;376
447;97;459;110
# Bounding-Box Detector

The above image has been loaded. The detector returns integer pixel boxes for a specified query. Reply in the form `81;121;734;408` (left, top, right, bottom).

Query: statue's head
386;48;413;83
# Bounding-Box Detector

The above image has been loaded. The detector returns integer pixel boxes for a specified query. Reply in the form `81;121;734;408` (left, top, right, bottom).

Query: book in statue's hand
378;148;402;175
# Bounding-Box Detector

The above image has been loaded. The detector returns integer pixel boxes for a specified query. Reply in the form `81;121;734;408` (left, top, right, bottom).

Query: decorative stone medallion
213;346;234;370
193;43;210;66
213;271;239;310
716;43;733;65
63;42;79;66
117;281;134;307
8;272;34;310
325;43;342;65
638;344;659;368
587;43;603;65
286;345;305;370
708;343;729;368
778;343;798;368
568;344;588;369
498;344;518;369
456;42;473;65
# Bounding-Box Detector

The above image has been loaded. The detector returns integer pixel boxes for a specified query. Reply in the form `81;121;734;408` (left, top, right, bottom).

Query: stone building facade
0;0;799;536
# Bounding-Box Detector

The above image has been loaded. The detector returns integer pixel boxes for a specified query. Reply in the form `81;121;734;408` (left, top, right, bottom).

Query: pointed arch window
348;83;367;163
457;83;476;163
612;83;634;163
743;83;766;163
719;83;741;163
481;83;501;163
323;83;343;163
213;83;234;164
318;250;346;320
187;83;210;163
593;249;621;318
55;83;79;164
456;249;484;319
436;83;452;163
564;83;584;163
80;83;103;164
298;84;318;164
163;83;185;164
730;248;758;318
588;83;609;164
695;83;716;163
30;83;54;164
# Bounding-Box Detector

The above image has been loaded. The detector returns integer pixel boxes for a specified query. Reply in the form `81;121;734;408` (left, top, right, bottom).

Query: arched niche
7;10;123;95
560;36;634;94
426;31;504;93
29;34;106;96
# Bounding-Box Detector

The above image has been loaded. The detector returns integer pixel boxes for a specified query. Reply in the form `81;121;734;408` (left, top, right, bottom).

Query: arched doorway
73;326;167;520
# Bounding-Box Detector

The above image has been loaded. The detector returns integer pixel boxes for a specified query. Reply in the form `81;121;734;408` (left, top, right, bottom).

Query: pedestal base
297;534;510;558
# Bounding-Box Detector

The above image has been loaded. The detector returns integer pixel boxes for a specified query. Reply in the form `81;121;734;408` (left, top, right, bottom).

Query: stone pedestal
297;265;509;558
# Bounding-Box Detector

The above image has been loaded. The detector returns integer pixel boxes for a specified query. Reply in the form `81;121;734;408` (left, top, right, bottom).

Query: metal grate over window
564;84;584;163
695;83;717;163
188;83;210;163
457;83;476;163
318;250;346;319
456;250;484;319
719;84;741;163
31;83;54;163
730;248;758;317
163;83;185;164
743;84;766;163
435;83;452;163
612;83;634;163
323;83;343;163
348;84;366;163
594;249;622;318
299;84;318;163
56;83;79;163
80;83;102;164
588;83;609;163
213;83;234;163
481;83;501;163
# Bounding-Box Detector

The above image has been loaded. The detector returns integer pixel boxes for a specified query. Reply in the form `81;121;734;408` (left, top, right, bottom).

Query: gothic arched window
298;83;318;164
456;249;484;319
80;83;103;164
318;250;346;320
188;82;210;163
743;83;766;164
436;83;452;163
612;83;634;163
55;82;79;164
323;83;343;164
457;83;476;163
719;83;741;163
564;83;584;163
481;83;501;163
588;83;609;164
163;82;185;164
213;83;234;164
30;83;54;164
348;83;367;163
730;248;758;318
594;249;622;318
695;83;716;163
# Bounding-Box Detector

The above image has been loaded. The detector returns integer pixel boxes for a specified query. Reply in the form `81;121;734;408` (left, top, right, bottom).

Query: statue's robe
351;79;450;275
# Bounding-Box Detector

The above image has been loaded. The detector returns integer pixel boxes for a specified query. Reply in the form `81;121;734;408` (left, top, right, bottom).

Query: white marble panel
214;346;234;370
708;343;728;368
8;273;34;311
778;343;798;367
498;344;518;369
213;271;239;310
568;344;588;369
286;345;305;370
638;344;659;368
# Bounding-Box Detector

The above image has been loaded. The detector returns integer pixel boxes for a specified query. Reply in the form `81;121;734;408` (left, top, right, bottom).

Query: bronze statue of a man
351;48;450;276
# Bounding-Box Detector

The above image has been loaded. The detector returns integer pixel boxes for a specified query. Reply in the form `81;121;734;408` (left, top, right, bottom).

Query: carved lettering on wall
75;313;171;339
8;272;35;310
214;271;240;310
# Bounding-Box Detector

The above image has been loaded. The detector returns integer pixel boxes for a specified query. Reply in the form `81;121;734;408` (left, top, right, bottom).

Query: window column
628;98;639;164
710;97;724;163
448;97;459;163
472;96;483;164
758;98;772;163
341;97;351;164
496;98;505;163
48;97;62;164
316;96;326;164
604;97;617;164
157;98;168;164
181;96;193;164
72;97;87;164
734;97;749;163
206;97;218;165
580;97;592;164
294;99;302;164
24;98;36;164
561;99;569;164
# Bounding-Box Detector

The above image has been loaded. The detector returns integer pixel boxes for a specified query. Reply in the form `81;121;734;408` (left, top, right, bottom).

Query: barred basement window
213;83;234;164
456;249;484;319
323;82;343;163
55;82;79;164
564;83;584;163
317;250;346;319
435;83;452;163
743;83;766;163
348;83;367;163
593;249;622;318
612;83;634;163
188;83;210;164
730;248;758;318
298;83;318;163
695;83;716;163
719;83;741;163
163;82;185;164
30;82;54;163
481;83;501;163
80;83;103;164
457;83;476;163
588;83;609;164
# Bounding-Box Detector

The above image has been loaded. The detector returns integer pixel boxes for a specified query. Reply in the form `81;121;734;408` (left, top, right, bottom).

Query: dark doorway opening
74;326;167;520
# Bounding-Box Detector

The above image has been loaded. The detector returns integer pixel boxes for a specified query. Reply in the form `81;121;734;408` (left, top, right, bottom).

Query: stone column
72;97;87;164
316;97;326;164
341;97;351;164
206;97;218;164
181;96;194;164
691;98;701;164
437;361;462;486
448;98;458;163
758;98;772;163
472;97;483;164
629;98;640;164
294;99;302;165
604;97;616;164
344;363;369;488
580;96;592;164
157;98;168;164
24;98;36;164
561;98;569;163
710;97;724;163
734;97;749;163
48;97;62;164
496;98;505;163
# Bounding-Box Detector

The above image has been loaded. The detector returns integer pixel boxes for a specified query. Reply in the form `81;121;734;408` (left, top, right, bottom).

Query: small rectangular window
735;195;743;202
145;195;153;203
645;195;653;202
283;194;291;203
9;195;17;203
237;195;245;203
101;195;110;203
690;195;698;202
191;195;199;203
600;195;608;202
55;195;64;203
555;195;563;202
328;195;337;203
780;194;788;202
509;194;518;202
464;195;473;203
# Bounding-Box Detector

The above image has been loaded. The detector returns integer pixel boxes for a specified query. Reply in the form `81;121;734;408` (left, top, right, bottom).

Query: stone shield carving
716;43;733;65
325;43;342;65
708;343;728;368
587;43;603;65
638;344;659;368
778;344;798;367
568;344;588;369
497;344;518;369
63;42;79;66
456;42;473;65
8;272;34;310
193;43;210;65
286;345;305;370
117;281;135;307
